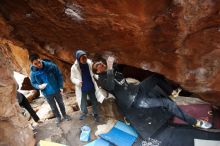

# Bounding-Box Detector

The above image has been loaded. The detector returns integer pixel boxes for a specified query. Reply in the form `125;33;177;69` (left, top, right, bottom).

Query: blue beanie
75;50;86;61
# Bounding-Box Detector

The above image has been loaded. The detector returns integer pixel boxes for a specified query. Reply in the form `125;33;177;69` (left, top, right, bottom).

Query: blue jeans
81;90;98;115
45;92;67;118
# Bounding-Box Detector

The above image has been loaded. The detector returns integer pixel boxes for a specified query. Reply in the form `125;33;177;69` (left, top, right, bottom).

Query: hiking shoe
94;114;99;122
195;120;212;129
64;115;71;121
79;114;87;120
36;120;44;123
55;117;61;124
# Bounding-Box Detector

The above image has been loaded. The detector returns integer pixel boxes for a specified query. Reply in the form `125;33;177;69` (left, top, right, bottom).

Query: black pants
134;74;197;125
19;93;40;122
138;74;174;96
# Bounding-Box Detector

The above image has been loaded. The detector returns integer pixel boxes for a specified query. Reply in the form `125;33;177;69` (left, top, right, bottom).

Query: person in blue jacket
29;54;71;124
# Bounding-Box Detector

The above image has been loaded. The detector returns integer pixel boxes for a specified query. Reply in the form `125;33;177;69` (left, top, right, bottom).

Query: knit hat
75;49;86;61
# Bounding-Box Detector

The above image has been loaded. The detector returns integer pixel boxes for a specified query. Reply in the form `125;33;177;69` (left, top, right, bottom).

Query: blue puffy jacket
30;61;63;97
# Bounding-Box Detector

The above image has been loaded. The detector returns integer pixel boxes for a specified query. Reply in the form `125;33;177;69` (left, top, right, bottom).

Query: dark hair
29;54;40;62
92;61;98;74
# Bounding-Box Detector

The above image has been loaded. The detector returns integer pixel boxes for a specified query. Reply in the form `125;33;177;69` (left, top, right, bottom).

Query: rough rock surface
0;48;35;146
0;0;220;105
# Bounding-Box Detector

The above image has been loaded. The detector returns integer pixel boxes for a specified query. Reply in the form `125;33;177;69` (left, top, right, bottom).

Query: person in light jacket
70;50;105;121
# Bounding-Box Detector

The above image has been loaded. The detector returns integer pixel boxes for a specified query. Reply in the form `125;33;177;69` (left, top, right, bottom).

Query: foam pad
99;121;138;146
100;128;136;146
84;138;111;146
39;140;67;146
194;139;220;146
172;104;213;125
114;121;138;137
123;107;172;139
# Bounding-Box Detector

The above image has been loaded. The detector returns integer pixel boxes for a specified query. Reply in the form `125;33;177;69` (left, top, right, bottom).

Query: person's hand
60;89;63;95
107;56;115;70
38;83;47;90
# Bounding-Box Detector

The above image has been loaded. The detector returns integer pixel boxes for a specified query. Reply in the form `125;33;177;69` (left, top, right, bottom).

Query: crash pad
151;125;220;146
114;120;138;137
117;104;220;146
100;128;136;146
172;104;213;125
194;139;220;146
84;138;111;146
99;121;138;146
123;107;172;139
39;140;67;146
213;108;220;128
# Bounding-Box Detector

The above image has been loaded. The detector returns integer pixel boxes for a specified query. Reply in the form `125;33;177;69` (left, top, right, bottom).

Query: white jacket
70;59;107;110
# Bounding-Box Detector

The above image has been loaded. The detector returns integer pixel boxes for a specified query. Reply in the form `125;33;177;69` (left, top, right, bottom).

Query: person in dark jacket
70;50;99;121
29;54;71;124
92;56;212;129
17;91;40;122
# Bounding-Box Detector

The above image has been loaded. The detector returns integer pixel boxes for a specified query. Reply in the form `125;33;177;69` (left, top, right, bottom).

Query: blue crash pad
84;138;111;146
100;121;138;146
114;120;138;137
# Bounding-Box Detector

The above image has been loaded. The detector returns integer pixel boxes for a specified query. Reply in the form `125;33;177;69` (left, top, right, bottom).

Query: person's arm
30;73;41;90
70;65;82;86
96;71;115;91
106;69;115;90
53;63;64;89
96;56;116;91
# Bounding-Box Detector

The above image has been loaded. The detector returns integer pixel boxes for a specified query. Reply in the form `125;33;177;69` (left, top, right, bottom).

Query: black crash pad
120;106;172;139
133;125;220;146
153;125;220;146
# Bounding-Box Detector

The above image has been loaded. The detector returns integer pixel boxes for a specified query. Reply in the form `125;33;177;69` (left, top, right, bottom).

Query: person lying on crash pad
92;56;212;129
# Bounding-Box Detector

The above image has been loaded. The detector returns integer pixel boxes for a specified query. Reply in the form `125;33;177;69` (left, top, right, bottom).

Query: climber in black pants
17;91;40;122
92;56;212;129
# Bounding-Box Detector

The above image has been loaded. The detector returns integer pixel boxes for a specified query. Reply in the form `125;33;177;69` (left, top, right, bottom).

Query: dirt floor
34;110;109;146
33;96;209;146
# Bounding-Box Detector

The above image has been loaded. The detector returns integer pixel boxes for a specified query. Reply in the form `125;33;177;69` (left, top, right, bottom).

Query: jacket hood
75;50;86;61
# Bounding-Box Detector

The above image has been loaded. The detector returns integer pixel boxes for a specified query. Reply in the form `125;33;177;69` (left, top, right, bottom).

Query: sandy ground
34;110;109;146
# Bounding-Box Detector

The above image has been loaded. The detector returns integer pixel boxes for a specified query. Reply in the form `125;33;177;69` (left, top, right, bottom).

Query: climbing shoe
170;88;182;99
194;120;212;129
